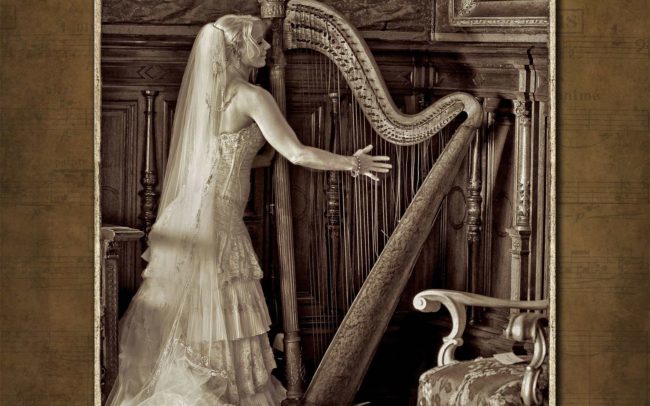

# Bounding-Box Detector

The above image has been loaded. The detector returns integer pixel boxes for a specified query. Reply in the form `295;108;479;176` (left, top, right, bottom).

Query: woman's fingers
365;172;379;182
354;144;374;156
354;147;391;180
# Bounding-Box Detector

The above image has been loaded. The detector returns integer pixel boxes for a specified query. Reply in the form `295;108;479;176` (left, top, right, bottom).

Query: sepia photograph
5;0;650;404
98;0;554;405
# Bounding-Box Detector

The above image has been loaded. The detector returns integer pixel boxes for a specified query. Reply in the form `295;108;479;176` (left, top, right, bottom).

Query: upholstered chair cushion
417;357;548;406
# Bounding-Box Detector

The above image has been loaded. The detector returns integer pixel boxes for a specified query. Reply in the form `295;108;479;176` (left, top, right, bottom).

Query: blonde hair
214;14;263;60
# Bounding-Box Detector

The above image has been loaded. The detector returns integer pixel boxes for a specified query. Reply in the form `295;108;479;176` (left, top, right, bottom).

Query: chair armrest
101;224;145;243
507;313;548;406
413;289;549;366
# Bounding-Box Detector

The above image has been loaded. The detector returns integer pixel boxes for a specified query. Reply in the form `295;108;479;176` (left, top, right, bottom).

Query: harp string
295;49;453;369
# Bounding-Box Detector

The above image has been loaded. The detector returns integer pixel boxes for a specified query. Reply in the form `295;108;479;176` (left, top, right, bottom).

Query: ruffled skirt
106;224;285;406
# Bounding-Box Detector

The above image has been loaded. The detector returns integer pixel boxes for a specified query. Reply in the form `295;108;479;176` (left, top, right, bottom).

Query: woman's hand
351;145;391;182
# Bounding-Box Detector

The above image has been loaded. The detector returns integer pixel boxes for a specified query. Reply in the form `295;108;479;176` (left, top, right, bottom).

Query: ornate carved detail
282;331;305;406
513;100;531;228
514;100;530;122
458;0;478;17
517;180;531;225
509;231;522;252
100;226;144;402
260;0;286;18
141;90;159;236
413;291;467;366
506;312;548;405
449;0;549;27
285;0;466;145
466;135;482;242
100;238;119;403
414;290;547;366
136;65;168;80
415;289;549;405
454;17;549;26
466;130;483;324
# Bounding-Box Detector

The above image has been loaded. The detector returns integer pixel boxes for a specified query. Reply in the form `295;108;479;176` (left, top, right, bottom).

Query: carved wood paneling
102;0;261;24
530;101;549;301
436;0;549;36
448;0;548;27
322;0;432;32
102;0;432;34
101;100;139;226
158;97;177;183
101;98;144;305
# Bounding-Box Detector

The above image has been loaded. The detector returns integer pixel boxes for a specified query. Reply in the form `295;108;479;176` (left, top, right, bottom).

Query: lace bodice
208;122;266;207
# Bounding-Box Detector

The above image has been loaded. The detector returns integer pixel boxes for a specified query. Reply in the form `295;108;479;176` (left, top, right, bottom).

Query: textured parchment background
0;0;648;404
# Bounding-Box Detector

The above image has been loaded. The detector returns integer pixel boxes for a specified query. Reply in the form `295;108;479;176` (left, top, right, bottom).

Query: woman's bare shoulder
236;82;272;102
231;83;275;118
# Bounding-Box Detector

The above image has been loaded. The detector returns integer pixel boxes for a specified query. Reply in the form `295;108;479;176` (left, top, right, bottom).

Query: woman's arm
241;86;391;180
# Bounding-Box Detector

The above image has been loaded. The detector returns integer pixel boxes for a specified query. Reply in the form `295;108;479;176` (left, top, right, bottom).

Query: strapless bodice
208;122;266;207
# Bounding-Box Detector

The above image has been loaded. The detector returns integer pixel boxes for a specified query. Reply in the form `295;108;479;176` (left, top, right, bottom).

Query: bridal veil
105;22;275;406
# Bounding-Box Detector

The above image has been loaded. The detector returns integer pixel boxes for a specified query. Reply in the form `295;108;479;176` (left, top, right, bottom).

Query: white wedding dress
106;122;285;406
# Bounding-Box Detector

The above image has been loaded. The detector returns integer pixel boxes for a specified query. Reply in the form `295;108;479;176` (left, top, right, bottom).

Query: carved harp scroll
262;1;483;404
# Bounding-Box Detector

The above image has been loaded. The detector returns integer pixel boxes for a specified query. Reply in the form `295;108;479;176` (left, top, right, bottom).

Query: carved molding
260;0;286;18
449;0;549;28
513;100;532;228
517;180;531;223
458;0;479;17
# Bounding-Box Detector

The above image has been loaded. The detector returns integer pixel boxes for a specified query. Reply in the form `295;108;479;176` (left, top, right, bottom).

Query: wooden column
325;92;343;311
260;1;304;403
508;100;532;302
140;90;159;237
467;123;483;324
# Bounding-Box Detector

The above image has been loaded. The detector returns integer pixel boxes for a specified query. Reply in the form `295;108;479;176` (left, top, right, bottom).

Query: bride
106;14;391;406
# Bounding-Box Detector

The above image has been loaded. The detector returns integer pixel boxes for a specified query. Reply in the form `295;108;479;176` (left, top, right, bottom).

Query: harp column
508;100;532;303
260;0;304;403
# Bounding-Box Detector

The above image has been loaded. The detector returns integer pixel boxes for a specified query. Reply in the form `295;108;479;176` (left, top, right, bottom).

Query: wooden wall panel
101;0;433;35
100;101;139;226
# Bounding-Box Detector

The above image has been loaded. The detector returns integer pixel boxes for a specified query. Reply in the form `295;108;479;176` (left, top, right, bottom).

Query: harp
260;1;482;404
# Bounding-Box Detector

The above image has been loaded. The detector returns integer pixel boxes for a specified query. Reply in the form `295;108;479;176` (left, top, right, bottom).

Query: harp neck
284;0;480;144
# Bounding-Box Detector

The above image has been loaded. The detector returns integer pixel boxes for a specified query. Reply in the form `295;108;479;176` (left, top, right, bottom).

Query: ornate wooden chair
100;225;144;403
413;290;550;406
